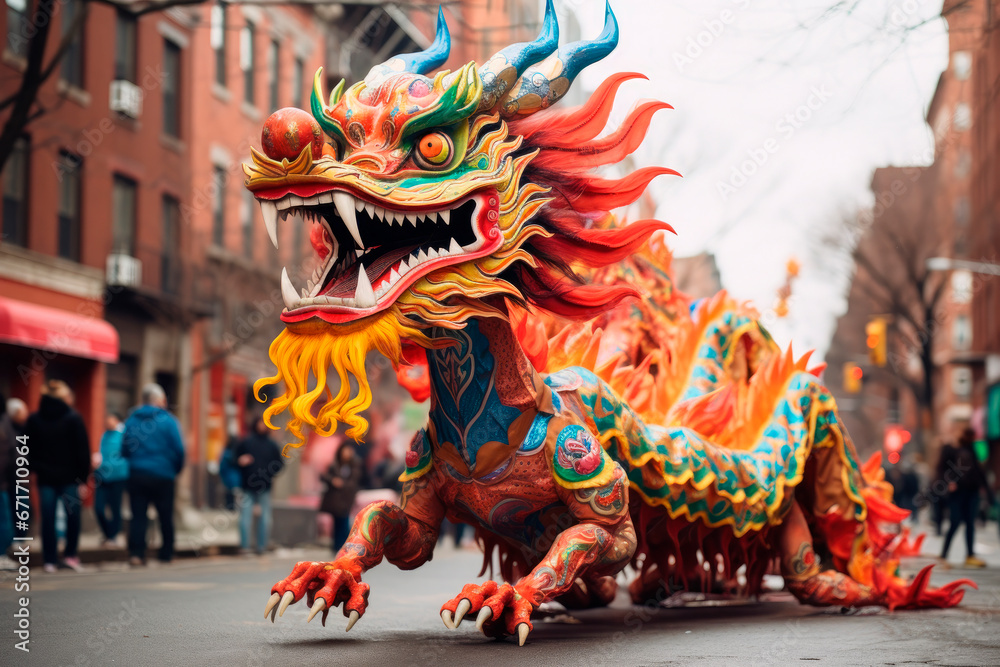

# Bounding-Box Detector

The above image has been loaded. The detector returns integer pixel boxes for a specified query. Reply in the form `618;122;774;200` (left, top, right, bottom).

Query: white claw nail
517;623;529;646
454;599;471;626
264;592;281;619
306;597;327;623
345;610;360;632
277;590;295;617
441;610;454;629
475;607;492;631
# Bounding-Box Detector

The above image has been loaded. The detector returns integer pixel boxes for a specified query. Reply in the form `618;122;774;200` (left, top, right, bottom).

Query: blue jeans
333;514;351;554
0;491;12;555
239;489;272;553
94;480;127;541
40;484;81;565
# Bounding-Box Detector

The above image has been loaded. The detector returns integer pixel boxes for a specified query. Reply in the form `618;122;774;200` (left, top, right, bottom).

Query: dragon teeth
333;191;364;249
260;200;278;250
281;267;298;310
354;264;376;308
449;238;462;254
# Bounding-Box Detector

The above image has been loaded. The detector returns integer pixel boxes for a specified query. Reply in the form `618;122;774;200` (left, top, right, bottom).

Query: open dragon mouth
257;188;500;324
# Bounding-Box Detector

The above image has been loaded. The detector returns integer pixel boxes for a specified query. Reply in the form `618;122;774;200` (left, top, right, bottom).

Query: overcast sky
564;0;949;360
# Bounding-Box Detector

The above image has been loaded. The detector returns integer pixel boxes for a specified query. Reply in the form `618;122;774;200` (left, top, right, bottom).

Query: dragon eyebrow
398;62;483;140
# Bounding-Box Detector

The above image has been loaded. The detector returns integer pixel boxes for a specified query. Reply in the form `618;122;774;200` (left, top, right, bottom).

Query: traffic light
866;317;887;367
843;362;863;393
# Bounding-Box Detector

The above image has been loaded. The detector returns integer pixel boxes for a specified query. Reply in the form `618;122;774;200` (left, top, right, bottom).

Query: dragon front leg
265;477;443;630
441;464;636;645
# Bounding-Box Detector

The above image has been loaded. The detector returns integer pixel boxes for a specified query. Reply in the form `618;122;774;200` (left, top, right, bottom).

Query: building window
953;103;971;132
952;366;972;398
292;57;303;108
952;51;972;81
57;152;82;260
211;2;227;87
953;314;972;351
61;0;85;89
241;189;254;257
6;0;29;58
162;194;180;292
114;11;137;82
163;39;181;137
212;166;226;246
268;39;279;111
241;20;255;105
112;175;137;255
2;135;28;247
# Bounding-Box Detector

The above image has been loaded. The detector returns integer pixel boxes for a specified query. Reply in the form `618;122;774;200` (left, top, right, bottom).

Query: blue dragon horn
497;1;619;119
385;6;451;76
478;0;559;112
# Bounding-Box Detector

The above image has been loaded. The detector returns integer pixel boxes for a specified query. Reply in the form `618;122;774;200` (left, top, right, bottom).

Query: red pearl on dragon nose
261;107;324;161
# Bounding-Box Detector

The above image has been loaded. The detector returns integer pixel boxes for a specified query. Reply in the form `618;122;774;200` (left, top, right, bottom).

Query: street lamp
926;257;1000;276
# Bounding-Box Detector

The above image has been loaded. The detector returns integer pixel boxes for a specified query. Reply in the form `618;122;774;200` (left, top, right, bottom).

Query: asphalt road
2;538;999;667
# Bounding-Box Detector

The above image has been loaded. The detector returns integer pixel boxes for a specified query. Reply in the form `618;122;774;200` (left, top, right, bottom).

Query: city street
6;531;1000;667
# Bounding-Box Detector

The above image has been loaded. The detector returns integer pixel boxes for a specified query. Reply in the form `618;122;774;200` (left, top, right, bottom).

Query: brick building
970;0;1000;453
827;0;997;466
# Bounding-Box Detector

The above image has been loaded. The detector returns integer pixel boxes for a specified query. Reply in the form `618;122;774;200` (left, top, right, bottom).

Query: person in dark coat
235;417;284;554
939;428;995;568
0;392;16;569
320;443;362;553
27;380;91;573
122;383;185;565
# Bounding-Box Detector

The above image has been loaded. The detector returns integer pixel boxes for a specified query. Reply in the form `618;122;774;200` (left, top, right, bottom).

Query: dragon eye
414;131;453;168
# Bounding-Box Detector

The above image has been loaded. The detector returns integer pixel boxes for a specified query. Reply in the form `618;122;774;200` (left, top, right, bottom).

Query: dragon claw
441;581;534;641
267;560;369;628
277;591;295;617
306;597;327;623
454;599;472;626
264;592;281;619
516;622;529;646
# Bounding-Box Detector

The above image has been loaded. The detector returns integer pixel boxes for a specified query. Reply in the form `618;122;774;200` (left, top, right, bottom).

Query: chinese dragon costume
245;2;972;645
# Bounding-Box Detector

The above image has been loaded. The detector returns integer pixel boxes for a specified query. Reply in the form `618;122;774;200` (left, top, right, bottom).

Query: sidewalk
27;506;244;566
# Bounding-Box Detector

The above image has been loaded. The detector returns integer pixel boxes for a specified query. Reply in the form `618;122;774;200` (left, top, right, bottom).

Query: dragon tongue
333;191;364;249
354;264;376;308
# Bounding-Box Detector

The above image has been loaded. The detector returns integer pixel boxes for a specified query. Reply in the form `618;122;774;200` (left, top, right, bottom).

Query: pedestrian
6;398;27;435
219;433;242;512
939;427;995;568
122;384;185;566
931;439;956;536
0;392;16;570
319;443;362;553
27;380;90;573
235;417;284;555
6;398;28;539
94;413;129;547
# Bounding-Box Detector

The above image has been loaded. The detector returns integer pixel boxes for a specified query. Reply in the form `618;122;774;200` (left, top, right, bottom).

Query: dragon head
246;2;678;444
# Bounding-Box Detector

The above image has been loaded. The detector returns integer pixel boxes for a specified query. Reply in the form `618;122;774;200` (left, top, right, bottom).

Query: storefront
0;293;119;449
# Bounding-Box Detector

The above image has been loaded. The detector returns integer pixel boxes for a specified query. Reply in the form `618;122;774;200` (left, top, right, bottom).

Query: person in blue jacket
122;384;185;565
94;412;129;547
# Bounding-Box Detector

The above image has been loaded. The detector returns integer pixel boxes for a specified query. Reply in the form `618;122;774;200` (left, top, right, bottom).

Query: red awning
0;296;119;363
